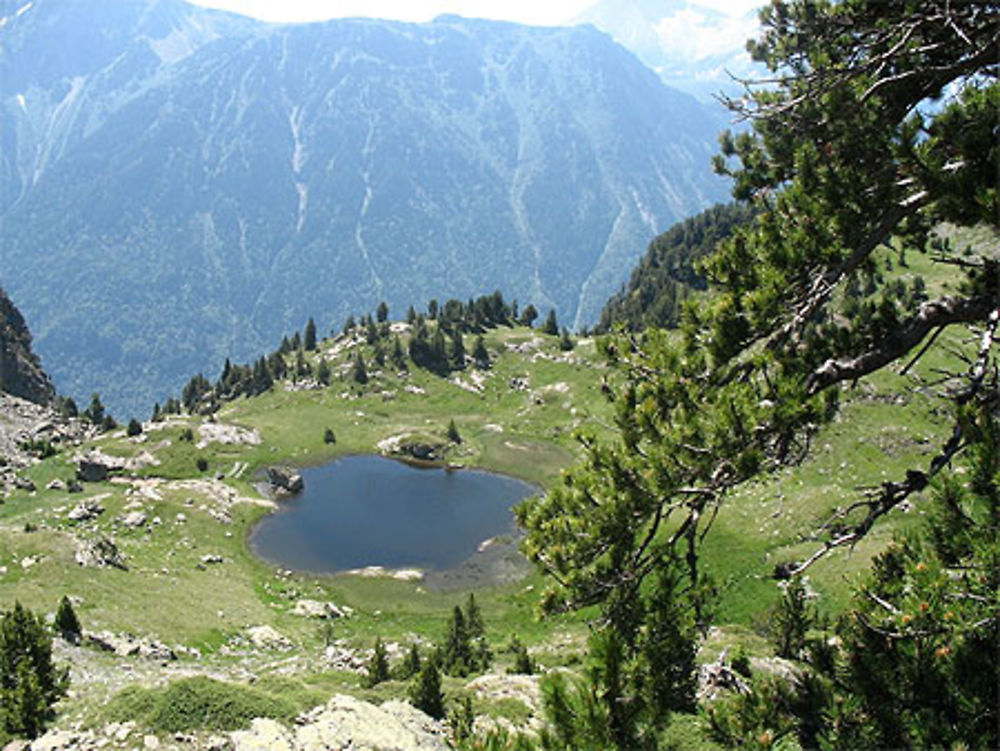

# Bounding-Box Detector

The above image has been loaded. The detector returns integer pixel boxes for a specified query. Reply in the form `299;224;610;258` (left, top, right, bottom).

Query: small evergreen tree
304;317;317;351
0;602;69;738
449;695;476;745
559;327;575;351
82;393;105;426
53;597;80;644
57;397;78;419
376;301;389;323
323;427;336;445
443;605;471;676
352;353;368;385
472;335;490;368
518;304;538;327
391;336;407;371
151;402;161;422
447;419;461;444
465;594;484;640
410;661;445;719
126;418;142;437
396;643;422;680
450;329;465;370
769;577;813;660
508;635;534;675
317;358;331;386
542;309;559;335
365;638;390;688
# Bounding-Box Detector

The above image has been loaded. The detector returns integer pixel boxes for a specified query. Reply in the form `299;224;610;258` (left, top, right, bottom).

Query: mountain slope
597;201;754;331
0;286;54;405
1;0;730;415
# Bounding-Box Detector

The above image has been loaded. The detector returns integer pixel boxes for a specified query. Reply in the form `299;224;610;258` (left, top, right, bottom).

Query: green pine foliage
410;662;445;719
304;318;317;351
0;602;69;739
768;577;814;660
53;597;81;643
364;638;390;688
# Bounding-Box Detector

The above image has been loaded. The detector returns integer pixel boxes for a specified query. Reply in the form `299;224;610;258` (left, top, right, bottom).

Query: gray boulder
266;467;304;494
76;460;109;483
74;535;127;570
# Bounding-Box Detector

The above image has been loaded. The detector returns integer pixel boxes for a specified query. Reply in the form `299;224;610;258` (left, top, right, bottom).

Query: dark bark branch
790;306;1000;576
806;294;997;396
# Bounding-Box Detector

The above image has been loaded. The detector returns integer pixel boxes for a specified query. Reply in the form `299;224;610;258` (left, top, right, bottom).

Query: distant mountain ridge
1;0;730;415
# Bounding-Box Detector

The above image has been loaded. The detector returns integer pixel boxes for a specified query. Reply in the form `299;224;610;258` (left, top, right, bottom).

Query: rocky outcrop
0;393;89;493
266;467;303;495
229;695;447;751
84;630;176;661
74;535;127;569
76;460;109;483
245;625;293;651
375;434;447;462
0;288;54;406
292;599;351;619
67;498;105;522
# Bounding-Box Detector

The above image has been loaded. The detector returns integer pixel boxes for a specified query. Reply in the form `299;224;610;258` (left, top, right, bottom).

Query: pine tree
542;309;559;336
304;317;317;351
518;304;538;328
352;353;368;385
323;427;336;445
365;637;390;688
472;335;489;368
53;597;80;644
397;643;422;680
449;329;465;370
517;2;999;746
391;336;407;371
126;418;142;437
508;635;534;675
0;602;69;738
376;301;389;323
410;661;445;720
443;605;471;676
447;419;461;444
464;593;484;640
559;327;574;351
317;358;331;386
82;393;105;425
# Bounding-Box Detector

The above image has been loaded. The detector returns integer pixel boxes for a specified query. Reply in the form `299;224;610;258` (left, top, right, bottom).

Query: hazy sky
187;0;762;27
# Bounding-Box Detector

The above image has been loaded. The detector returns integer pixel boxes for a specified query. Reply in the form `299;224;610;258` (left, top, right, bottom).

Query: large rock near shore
266;467;304;495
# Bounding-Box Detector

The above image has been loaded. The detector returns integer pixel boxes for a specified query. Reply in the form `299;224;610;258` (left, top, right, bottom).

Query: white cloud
654;5;760;62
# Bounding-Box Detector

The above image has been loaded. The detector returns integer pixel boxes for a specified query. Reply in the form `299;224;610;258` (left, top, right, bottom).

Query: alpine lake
249;454;537;576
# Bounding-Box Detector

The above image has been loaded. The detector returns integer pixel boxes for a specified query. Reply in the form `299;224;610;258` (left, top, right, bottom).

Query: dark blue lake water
249;455;536;573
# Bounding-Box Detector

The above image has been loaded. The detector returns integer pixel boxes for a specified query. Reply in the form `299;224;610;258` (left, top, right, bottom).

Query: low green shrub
104;676;297;732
